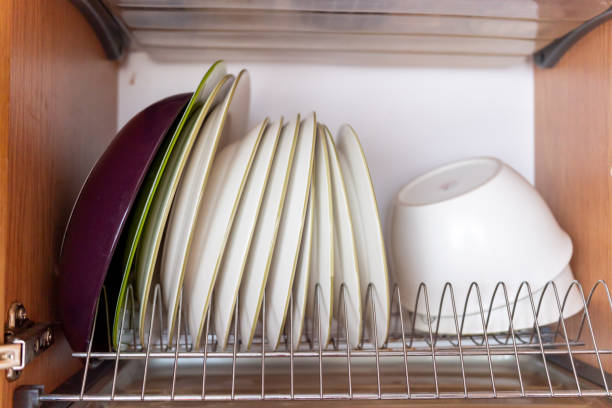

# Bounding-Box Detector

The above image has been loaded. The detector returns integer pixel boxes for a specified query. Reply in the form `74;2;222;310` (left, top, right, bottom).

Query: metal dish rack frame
33;278;612;404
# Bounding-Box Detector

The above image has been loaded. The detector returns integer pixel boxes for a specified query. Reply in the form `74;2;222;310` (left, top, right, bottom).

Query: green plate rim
110;60;225;349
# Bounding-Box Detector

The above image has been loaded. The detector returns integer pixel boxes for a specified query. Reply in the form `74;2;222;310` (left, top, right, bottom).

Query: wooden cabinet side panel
535;20;612;370
2;0;118;405
0;0;11;389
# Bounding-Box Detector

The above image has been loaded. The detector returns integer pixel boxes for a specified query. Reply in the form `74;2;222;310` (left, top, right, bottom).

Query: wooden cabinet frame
0;1;118;406
2;0;612;406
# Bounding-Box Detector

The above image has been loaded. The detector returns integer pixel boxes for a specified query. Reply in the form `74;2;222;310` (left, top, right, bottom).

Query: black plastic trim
69;0;129;61
534;6;612;68
12;361;113;407
38;360;114;407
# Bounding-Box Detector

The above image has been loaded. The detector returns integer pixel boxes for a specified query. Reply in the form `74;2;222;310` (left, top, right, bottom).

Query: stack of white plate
130;62;391;351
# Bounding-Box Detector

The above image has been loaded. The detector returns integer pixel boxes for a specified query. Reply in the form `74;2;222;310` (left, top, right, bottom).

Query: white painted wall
118;52;534;230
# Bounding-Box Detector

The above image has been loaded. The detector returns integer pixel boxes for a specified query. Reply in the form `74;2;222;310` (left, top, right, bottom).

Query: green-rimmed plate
184;115;267;349
108;60;227;349
264;113;316;350
161;69;250;345
212;119;282;351
134;74;233;348
288;178;314;351
336;124;390;347
322;125;362;348
305;124;334;349
239;116;299;351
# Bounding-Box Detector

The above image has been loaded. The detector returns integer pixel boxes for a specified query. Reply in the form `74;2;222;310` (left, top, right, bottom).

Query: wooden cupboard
3;0;612;406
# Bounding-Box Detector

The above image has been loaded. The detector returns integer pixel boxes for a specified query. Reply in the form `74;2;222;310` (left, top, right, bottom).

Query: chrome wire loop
46;279;612;402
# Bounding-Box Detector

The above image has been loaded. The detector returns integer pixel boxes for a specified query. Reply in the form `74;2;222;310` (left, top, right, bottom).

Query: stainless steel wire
41;279;612;403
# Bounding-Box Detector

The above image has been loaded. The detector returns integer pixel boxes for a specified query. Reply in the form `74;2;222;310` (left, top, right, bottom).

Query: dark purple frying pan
58;93;191;352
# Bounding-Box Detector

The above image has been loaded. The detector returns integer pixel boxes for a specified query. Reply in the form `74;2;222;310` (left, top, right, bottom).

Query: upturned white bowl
410;264;584;334
390;157;582;333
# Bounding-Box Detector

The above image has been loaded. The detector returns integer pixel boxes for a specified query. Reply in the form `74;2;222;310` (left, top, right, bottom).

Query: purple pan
59;93;191;352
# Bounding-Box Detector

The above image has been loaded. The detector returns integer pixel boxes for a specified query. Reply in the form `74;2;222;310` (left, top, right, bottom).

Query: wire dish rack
34;279;612;405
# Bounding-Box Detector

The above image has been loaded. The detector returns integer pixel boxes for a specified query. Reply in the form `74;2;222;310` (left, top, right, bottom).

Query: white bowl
390;157;582;333
411;264;584;334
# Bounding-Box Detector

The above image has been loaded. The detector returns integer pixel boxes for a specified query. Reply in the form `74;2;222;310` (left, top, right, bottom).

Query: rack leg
13;385;43;408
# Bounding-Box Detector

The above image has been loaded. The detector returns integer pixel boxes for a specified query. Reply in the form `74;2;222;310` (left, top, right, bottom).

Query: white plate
264;113;316;350
212;120;282;350
135;74;232;347
239;117;299;351
184;117;267;349
336;124;390;346
161;70;249;344
306;125;334;349
322;125;362;348
288;180;314;350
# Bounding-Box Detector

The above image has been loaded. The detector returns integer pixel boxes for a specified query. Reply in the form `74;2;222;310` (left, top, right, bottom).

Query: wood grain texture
0;4;11;404
535;18;612;370
0;0;118;406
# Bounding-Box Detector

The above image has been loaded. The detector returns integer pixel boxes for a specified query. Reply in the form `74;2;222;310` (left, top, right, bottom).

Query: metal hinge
3;303;54;381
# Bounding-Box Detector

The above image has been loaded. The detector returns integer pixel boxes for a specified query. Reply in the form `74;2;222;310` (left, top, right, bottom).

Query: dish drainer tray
25;279;612;406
